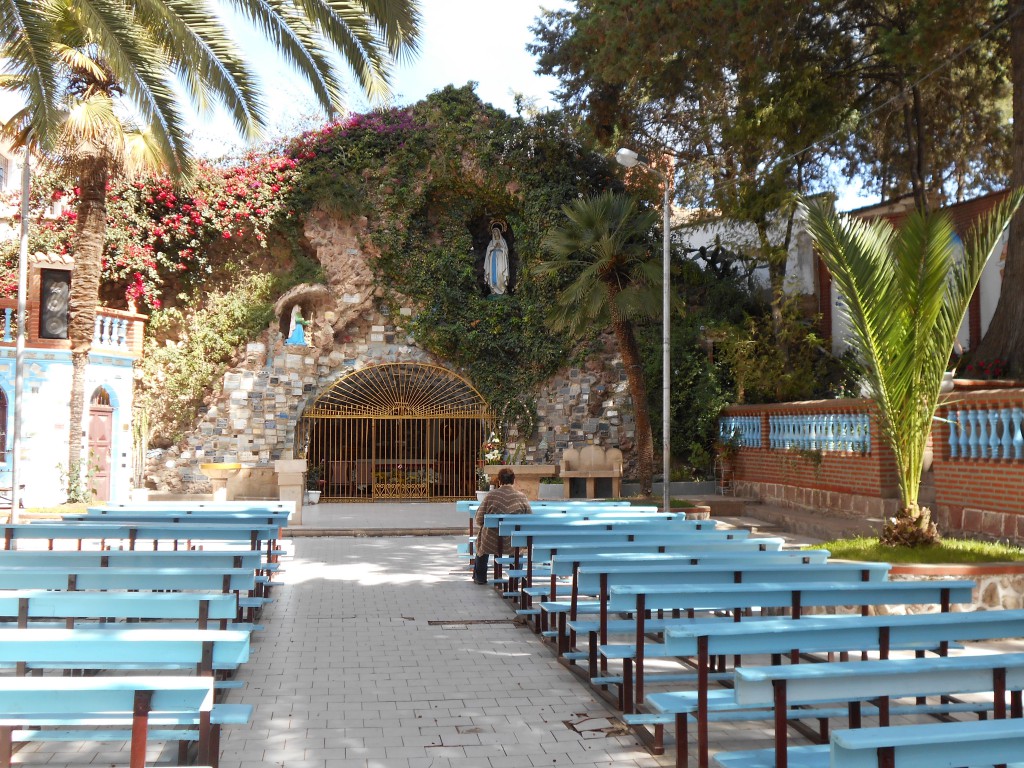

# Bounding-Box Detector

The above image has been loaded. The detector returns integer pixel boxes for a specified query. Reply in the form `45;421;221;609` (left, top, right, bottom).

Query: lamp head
615;147;640;168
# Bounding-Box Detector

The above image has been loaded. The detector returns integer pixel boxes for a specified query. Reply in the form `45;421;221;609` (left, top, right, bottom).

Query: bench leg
129;690;153;768
675;713;688;768
622;658;633;714
0;725;11;768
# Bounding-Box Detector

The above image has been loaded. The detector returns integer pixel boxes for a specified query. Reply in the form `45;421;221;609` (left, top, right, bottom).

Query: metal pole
12;141;30;522
661;177;671;514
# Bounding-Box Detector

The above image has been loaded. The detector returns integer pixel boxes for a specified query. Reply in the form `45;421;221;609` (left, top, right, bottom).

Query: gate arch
299;363;493;500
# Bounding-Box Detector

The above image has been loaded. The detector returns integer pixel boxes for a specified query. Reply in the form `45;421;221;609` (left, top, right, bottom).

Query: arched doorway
87;387;113;501
299;363;493;501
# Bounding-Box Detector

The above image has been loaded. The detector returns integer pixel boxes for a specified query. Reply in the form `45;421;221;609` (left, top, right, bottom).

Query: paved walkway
217;501;676;767
16;501;1018;767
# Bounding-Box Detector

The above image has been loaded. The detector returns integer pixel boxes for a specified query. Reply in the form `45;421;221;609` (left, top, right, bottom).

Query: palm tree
803;193;1021;546
540;190;663;496
1;0;420;496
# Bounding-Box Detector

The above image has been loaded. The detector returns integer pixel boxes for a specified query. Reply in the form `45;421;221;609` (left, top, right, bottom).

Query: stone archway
299;363;493;501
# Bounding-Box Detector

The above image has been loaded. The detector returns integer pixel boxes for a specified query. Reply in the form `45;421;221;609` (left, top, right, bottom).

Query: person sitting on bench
473;467;531;585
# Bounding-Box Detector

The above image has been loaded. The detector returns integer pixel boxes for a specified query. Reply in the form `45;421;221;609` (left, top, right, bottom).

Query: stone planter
887;562;1024;612
475;490;490;502
482;465;558;500
538;482;565;500
305;490;321;505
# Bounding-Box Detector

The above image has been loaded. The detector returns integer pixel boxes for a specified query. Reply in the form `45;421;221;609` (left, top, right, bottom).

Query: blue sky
189;1;571;154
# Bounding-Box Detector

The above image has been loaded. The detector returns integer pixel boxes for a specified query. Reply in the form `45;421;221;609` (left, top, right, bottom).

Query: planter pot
305;490;321;505
475;490;490;502
129;488;150;503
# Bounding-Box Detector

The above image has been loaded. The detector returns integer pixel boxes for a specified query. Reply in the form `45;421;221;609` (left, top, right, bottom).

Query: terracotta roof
28;251;74;266
852;189;1011;237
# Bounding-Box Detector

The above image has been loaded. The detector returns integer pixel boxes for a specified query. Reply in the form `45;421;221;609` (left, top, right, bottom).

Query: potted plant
305;464;323;504
475;467;491;501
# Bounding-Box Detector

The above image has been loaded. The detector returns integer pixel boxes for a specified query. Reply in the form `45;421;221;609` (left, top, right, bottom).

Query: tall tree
531;0;857;351
539;191;662;495
975;0;1024;371
1;0;420;497
837;0;1010;210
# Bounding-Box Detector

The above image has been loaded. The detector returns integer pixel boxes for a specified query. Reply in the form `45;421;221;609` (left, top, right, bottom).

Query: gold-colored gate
298;363;493;501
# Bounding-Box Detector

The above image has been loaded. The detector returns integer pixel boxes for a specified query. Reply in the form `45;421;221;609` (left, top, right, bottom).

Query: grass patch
813;536;1024;564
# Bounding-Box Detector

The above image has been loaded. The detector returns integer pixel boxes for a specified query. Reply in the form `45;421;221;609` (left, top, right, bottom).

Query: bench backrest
575;561;889;594
0;627;250;670
561;445;623;474
532;538;787;560
1;521;278;550
663;608;1024;658
67;511;290;526
0;590;238;623
0;549;266;571
607;579;975;613
510;529;748;548
93;501;291;513
497;516;712;535
0;565;255;592
548;549;829;576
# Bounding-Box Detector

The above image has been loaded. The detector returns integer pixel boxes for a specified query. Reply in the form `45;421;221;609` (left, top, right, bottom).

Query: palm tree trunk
613;319;654;496
67;148;110;493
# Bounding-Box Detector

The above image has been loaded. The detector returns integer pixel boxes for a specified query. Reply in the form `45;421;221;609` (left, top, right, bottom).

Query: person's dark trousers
473;554;490;584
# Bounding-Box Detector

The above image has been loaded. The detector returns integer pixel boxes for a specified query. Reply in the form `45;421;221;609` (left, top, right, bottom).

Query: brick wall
931;387;1024;541
722;387;1024;542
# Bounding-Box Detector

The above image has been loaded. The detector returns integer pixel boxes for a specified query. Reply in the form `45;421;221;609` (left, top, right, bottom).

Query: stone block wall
152;212;640;494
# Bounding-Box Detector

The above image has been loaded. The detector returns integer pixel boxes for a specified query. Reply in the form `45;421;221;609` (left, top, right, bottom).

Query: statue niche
472;218;516;296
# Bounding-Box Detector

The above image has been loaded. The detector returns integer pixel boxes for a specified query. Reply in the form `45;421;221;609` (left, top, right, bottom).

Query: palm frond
803;191;1023;509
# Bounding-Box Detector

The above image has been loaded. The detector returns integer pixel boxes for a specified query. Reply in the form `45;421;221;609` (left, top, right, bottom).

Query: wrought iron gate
298;363;493;501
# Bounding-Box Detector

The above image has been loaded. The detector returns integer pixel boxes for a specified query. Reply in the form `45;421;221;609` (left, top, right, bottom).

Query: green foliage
804;192;1021;543
136;272;276;444
281;86;617;414
716;291;855;404
59;456;97;504
812;536;1024;564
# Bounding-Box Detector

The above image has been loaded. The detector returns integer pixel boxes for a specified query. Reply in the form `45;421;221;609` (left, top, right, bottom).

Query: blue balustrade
946;405;1024;461
718;415;761;448
766;412;870;453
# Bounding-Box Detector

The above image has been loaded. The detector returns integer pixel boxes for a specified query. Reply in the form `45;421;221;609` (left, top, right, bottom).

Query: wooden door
87;404;113;501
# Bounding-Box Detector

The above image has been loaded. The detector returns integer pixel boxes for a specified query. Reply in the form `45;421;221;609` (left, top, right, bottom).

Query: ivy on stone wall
281;86;619;413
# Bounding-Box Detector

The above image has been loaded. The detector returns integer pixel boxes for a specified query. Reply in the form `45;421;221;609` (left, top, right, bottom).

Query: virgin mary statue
484;223;510;295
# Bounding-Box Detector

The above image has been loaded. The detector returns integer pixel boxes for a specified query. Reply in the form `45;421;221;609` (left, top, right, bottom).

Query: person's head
497;467;515;486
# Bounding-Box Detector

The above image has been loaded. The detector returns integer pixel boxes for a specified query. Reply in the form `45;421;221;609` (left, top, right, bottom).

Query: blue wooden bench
94;500;292;512
459;498;634;535
0;589;241;630
0;626;250;677
705;652;1024;768
0;521;282;564
66;510;290;528
638;609;1024;767
712;719;1024;768
548;560;887;661
595;579;975;713
526;548;831;610
498;526;750;591
0;675;247;768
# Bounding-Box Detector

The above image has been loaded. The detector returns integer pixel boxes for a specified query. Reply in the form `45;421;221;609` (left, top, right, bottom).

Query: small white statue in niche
285;304;309;346
484;221;510;295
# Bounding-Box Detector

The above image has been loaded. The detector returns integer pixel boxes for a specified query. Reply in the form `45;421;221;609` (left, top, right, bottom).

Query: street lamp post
615;148;671;513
